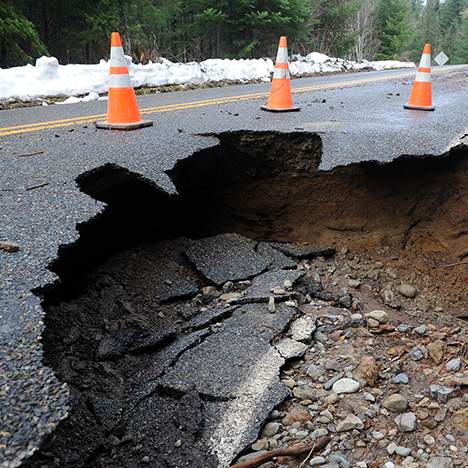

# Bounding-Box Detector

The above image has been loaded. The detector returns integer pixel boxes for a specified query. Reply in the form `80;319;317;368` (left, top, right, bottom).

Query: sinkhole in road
25;131;467;467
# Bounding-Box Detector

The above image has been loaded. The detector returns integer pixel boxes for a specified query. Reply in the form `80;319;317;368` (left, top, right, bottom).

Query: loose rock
332;378;360;394
397;284;417;298
430;384;460;403
366;310;389;324
394;412;417;432
427;339;446;364
336;414;364;432
393;373;409;384
383;394;408;413
446;357;461;372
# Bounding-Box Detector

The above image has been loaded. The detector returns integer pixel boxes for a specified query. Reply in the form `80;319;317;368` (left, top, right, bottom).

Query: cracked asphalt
1;66;468;467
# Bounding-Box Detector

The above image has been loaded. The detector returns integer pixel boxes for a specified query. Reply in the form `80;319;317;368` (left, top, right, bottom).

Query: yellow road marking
0;70;420;138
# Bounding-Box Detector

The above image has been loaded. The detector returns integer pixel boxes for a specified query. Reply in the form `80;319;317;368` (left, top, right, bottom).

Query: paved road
1;65;467;467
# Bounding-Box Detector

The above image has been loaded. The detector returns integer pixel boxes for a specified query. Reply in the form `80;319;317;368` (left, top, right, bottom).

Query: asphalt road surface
1;65;467;467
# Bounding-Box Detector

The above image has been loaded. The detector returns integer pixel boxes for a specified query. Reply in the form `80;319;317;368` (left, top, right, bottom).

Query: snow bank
0;53;415;104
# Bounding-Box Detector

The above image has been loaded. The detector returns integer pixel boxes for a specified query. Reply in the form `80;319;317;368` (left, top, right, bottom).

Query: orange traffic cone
96;32;153;130
261;36;300;112
404;44;435;111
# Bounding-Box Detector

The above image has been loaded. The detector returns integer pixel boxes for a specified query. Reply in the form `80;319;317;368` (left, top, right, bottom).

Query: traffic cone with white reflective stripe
261;36;300;112
404;44;435;111
96;32;153;130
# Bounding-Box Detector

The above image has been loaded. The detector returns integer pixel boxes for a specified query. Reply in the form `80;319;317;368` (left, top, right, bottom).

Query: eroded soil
23;132;467;467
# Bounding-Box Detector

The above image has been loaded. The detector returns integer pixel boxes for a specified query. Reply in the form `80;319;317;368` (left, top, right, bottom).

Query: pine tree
376;0;413;59
452;9;468;63
0;1;46;67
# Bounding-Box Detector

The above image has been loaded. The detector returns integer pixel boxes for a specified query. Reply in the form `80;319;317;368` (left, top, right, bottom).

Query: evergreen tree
0;1;46;67
376;0;413;59
452;8;468;63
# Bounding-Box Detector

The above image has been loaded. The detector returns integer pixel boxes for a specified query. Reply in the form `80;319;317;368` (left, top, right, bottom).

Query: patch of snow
0;53;415;104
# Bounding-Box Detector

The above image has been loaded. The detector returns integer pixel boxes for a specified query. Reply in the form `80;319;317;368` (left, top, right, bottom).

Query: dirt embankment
23;131;467;467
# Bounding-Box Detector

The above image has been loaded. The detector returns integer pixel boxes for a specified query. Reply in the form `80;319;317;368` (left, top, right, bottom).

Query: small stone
394;412;417;432
324;359;341;371
414;324;427;335
268;296;276;313
271;287;286;295
338;295;352;308
282;407;312;425
325;372;345;391
367;310;389;324
446;358;461;372
383;394;408;413
355;355;380;386
398;324;411;333
329;453;351;468
293;385;316;400
0;241;19;252
434;408;447;422
363;392;375;402
282;378;296;388
387;442;397;455
311;428;329;440
336;414;364;432
424;435;435;445
367;318;380;328
307;365;326;380
309;456;327;466
372;431;385;440
427;339;446;364
296;430;309;439
141;456;150;463
383;463;395;468
251;438;267;451
396;446;411;456
350;313;362;322
174;439;182;447
349;279;361;288
283;279;292;289
397;284;417;298
430;384;460;403
262;422;280;437
426;457;453;468
452;407;468;432
409;346;426;361
332;378;360;394
393;373;409;384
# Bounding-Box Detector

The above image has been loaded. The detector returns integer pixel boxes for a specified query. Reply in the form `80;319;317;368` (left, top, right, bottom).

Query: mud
23;132;467;467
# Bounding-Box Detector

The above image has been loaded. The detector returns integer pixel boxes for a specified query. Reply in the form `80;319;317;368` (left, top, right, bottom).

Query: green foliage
0;1;47;67
2;0;468;67
376;0;413;59
452;9;468;63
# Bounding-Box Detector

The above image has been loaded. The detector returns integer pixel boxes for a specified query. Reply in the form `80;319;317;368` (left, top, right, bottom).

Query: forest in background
1;0;467;68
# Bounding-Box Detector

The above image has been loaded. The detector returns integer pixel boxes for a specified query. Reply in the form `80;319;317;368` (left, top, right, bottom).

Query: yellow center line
0;71;415;138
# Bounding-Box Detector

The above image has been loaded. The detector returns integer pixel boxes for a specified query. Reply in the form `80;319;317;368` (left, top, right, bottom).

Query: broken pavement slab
255;242;297;270
183;234;270;285
158;303;296;398
232;269;305;304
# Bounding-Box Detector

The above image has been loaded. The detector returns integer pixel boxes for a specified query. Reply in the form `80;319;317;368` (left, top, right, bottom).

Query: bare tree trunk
349;0;379;61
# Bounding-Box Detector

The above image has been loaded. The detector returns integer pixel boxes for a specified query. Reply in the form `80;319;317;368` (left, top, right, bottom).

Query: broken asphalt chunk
256;242;297;270
183;234;269;285
158;303;295;398
232;269;305;305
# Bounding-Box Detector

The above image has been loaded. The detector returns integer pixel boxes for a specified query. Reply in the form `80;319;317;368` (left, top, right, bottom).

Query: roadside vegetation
1;0;467;67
